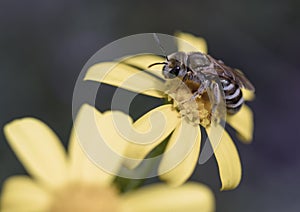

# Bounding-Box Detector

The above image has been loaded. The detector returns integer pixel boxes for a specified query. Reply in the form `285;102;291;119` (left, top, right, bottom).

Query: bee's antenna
148;62;168;68
153;33;169;61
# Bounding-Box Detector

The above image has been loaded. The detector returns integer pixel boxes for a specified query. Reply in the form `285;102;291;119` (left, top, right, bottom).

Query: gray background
0;0;299;211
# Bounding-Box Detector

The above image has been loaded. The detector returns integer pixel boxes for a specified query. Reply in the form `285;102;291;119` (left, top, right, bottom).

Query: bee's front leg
179;78;209;105
191;79;209;100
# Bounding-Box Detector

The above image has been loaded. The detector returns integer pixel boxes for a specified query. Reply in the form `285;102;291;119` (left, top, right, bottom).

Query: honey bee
149;37;255;118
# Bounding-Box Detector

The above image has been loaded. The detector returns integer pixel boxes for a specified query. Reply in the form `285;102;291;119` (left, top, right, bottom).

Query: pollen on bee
164;79;212;127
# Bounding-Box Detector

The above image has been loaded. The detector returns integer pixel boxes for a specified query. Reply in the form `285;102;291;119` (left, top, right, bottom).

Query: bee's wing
207;55;255;91
230;68;255;91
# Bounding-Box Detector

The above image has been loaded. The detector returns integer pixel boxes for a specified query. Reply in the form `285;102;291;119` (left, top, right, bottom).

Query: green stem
113;137;170;193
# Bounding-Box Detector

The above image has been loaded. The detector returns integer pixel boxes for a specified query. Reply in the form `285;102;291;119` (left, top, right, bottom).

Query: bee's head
162;59;182;79
148;52;188;79
149;35;189;79
162;52;187;79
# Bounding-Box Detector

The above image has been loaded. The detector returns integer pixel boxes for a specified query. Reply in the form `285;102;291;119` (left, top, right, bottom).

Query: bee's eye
170;66;180;76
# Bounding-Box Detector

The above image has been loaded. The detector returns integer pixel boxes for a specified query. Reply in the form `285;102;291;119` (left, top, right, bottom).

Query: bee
149;40;255;117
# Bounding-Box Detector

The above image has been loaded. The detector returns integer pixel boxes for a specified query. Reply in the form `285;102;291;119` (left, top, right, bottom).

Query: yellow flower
84;32;255;190
1;104;215;212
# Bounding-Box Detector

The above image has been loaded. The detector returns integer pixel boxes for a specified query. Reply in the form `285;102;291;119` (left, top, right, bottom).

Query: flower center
165;79;212;127
49;183;120;212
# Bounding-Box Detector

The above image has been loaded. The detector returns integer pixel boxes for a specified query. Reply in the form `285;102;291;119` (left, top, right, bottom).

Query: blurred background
0;0;299;211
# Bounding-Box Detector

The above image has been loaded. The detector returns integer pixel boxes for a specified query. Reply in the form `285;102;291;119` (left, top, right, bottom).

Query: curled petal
120;54;165;79
85;62;165;98
73;104;179;177
121;182;215;212
227;104;254;143
242;88;255;101
206;126;242;190
158;120;201;187
104;105;180;169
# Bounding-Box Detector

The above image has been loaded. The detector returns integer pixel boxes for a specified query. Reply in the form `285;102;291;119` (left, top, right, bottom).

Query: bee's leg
208;81;225;125
182;71;193;82
179;79;209;105
191;79;209;100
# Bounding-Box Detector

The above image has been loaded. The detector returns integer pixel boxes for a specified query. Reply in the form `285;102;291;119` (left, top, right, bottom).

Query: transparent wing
207;55;255;91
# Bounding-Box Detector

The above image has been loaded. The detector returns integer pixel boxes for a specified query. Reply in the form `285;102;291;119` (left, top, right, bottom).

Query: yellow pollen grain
165;79;212;127
49;183;120;212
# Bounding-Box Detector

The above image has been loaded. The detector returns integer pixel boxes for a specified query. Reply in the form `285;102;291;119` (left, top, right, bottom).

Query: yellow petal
227;104;254;143
158;119;201;187
1;176;51;212
120;54;165;79
175;32;208;54
68;128;115;186
121;183;215;212
3;118;68;189
206;126;242;190
71;104;125;179
84;62;165;98
242;88;255;101
122;104;180;169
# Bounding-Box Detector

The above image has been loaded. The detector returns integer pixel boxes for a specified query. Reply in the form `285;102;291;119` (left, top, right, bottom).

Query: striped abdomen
221;78;244;114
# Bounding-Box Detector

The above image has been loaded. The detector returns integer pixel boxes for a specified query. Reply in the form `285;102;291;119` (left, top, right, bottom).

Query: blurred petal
3;118;68;189
227;104;254;143
1;176;51;212
242;88;255;101
175;32;208;54
206;126;242;190
159;120;201;187
120;54;165;79
68;129;115;186
71;104;125;181
121;183;214;212
84;62;165;98
123;104;180;169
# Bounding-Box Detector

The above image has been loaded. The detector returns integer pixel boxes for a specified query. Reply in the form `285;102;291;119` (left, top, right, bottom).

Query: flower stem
113;137;170;193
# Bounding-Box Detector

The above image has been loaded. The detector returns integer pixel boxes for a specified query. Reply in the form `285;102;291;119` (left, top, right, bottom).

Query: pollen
49;183;120;212
165;79;212;127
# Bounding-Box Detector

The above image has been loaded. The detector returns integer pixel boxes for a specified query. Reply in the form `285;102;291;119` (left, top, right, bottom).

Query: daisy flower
84;32;255;190
1;104;215;212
